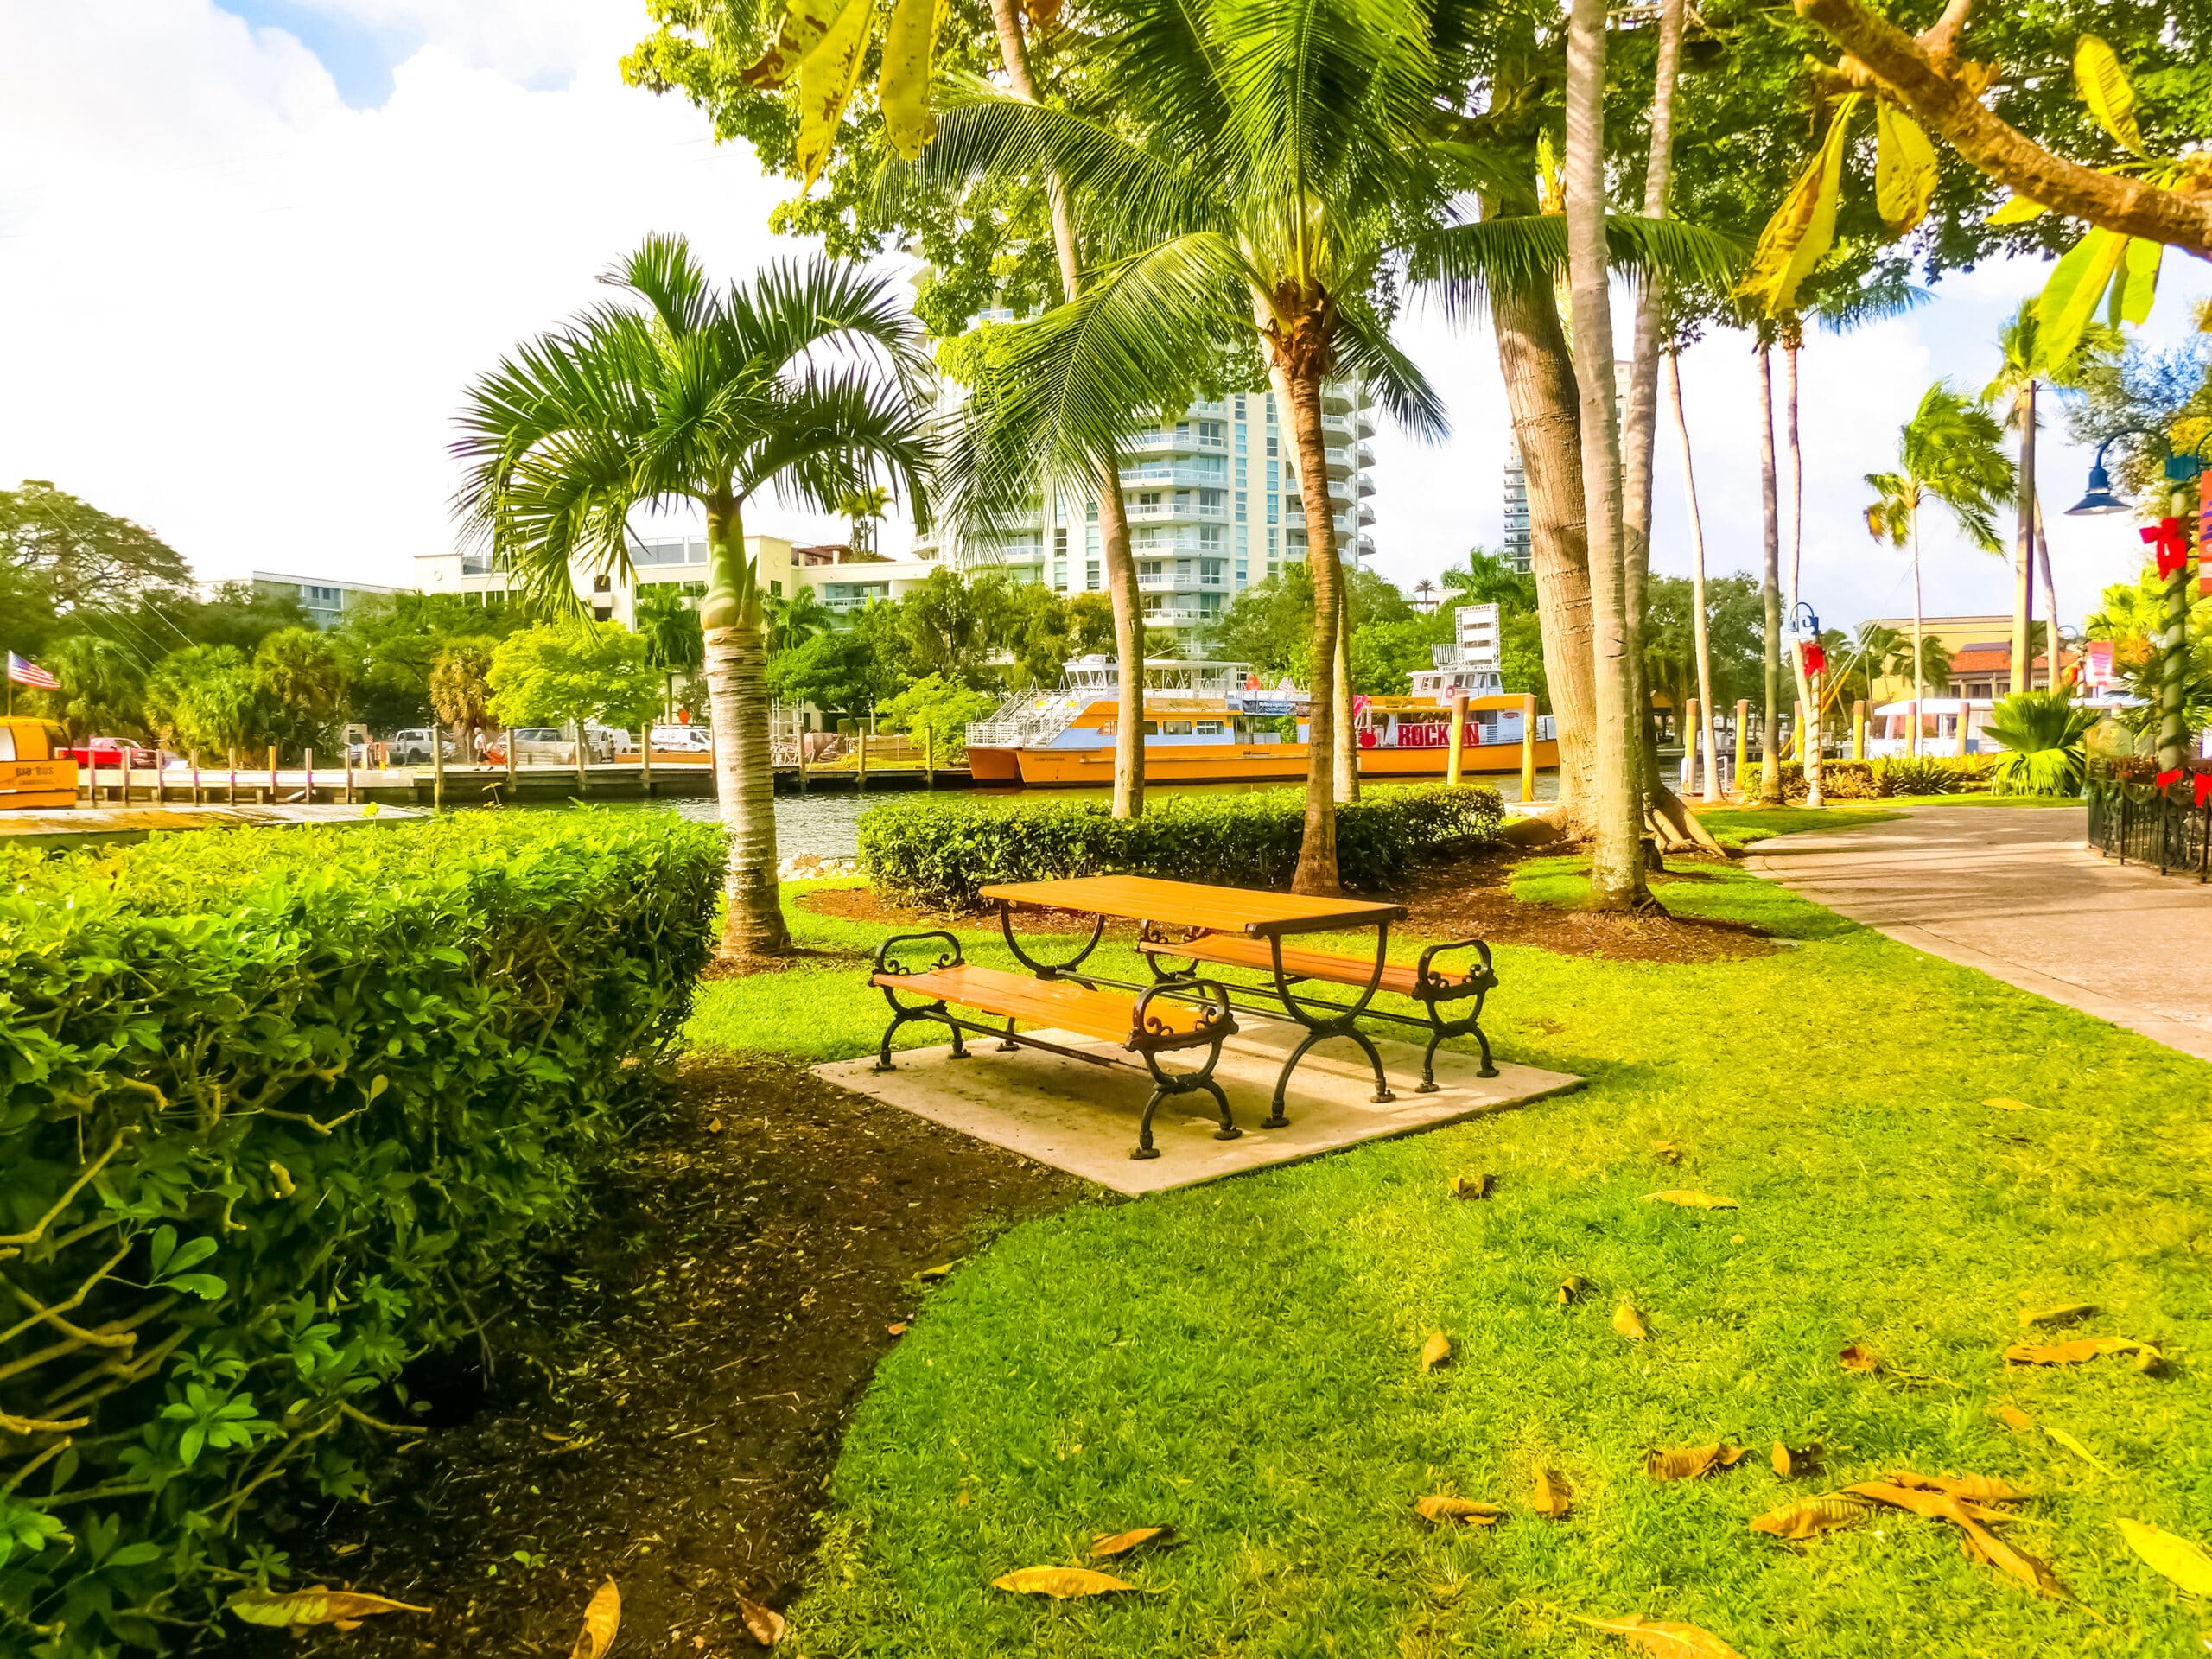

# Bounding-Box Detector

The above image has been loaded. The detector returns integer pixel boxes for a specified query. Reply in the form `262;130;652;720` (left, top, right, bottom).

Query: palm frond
1408;214;1738;322
608;232;717;340
1331;295;1446;442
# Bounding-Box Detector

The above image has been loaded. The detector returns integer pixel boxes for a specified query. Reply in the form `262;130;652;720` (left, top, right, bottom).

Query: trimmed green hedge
1737;754;1995;803
857;783;1504;911
1;811;721;1655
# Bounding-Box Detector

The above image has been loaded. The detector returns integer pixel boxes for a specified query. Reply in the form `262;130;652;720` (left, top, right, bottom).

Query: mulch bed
261;1056;1084;1658
798;850;1774;965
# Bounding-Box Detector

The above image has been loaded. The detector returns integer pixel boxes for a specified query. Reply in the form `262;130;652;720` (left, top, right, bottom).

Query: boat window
1160;721;1192;734
1141;721;1160;734
0;728;15;763
1194;721;1225;735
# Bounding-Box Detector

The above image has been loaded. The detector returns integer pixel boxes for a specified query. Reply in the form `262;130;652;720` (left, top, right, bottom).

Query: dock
0;802;422;849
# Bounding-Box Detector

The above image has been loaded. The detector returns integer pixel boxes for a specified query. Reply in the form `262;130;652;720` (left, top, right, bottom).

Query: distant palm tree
835;485;893;556
1984;307;2120;693
634;586;706;721
1863;383;2013;755
1411;578;1439;613
454;236;931;956
764;588;834;658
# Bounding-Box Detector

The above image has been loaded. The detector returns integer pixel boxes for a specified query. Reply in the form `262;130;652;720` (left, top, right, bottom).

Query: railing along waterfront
2086;762;2211;880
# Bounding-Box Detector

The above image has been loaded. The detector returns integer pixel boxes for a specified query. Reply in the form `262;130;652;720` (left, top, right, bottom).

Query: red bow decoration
2155;767;2184;791
1801;641;1827;676
2142;518;2190;578
2196;771;2212;809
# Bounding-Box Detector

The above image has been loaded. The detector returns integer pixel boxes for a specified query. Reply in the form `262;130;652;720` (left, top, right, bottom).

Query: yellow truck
0;718;79;810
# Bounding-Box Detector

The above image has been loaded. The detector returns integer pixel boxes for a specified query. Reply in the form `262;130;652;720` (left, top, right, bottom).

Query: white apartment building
413;535;948;623
923;381;1379;643
1502;440;1532;575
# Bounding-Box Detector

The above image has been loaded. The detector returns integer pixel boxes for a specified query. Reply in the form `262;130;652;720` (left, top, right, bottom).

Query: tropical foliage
0;812;721;1657
1984;689;2102;796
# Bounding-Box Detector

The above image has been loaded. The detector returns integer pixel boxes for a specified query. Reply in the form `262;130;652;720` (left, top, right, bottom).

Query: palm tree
1984;308;2120;693
454;237;931;957
635;585;707;720
1862;382;2013;756
762;588;833;658
1412;577;1439;613
835;484;893;556
925;0;1456;893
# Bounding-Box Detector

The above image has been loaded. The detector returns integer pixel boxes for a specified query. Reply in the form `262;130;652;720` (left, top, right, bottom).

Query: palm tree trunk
1490;276;1599;827
1564;0;1647;909
989;0;1143;819
1783;329;1815;757
1334;583;1357;803
1621;0;1686;813
1666;353;1721;802
703;496;788;956
2010;381;2037;693
1281;342;1343;893
2034;490;2060;690
1910;513;1925;759
1756;342;1784;802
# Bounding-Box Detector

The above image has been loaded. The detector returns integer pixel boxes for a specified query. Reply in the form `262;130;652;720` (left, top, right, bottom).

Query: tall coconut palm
1861;382;2012;756
1984;308;2120;694
924;0;1456;893
454;237;931;957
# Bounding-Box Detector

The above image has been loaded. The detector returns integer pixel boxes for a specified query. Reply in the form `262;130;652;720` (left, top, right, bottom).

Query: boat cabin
0;718;79;810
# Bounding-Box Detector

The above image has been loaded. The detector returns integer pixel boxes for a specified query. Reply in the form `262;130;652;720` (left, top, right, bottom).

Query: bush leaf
1873;104;1938;233
2116;1516;2212;1597
1739;93;1860;315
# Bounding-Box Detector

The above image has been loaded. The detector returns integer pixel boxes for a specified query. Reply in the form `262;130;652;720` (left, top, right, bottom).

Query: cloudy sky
5;0;2207;635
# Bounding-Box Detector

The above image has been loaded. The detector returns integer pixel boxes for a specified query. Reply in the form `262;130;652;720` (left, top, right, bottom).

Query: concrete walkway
1743;804;2212;1065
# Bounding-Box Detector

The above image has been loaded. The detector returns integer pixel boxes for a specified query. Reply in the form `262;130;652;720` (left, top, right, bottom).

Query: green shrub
0;810;721;1655
857;784;1504;910
1986;690;2100;797
1738;755;1993;803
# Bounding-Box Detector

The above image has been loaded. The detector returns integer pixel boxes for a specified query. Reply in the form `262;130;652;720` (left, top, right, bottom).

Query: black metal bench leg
947;1020;969;1058
1133;1085;1166;1160
999;1018;1020;1052
1198;1075;1239;1141
1472;1020;1498;1079
1347;1027;1395;1104
1419;1023;1445;1094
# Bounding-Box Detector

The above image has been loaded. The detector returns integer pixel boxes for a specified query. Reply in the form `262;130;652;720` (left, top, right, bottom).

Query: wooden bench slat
1140;932;1486;996
872;963;1215;1046
980;874;1405;937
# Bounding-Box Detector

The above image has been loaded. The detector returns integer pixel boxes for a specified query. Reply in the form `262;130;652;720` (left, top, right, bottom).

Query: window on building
1266;433;1279;456
1268;494;1279;525
1053;528;1067;557
1199;526;1223;550
1234;396;1247;417
1235;423;1247;454
1198;420;1224;444
593;574;613;593
1087;563;1101;590
1235;491;1248;521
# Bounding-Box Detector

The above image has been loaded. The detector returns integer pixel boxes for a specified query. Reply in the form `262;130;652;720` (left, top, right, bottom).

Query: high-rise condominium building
1502;438;1532;575
925;378;1379;644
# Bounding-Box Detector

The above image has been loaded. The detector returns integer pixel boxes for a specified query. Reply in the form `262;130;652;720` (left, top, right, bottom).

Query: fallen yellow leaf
570;1580;620;1659
1957;1514;2072;1599
1646;1444;1748;1482
2018;1301;2097;1329
1643;1191;1738;1210
1748;1494;1870;1540
1984;1096;2031;1111
1420;1332;1452;1372
1650;1139;1682;1164
991;1566;1138;1599
1575;1611;1745;1656
917;1262;959;1282
1770;1442;1821;1479
2117;1516;2212;1598
1414;1494;1505;1527
1090;1526;1173;1560
1449;1173;1491;1200
1613;1299;1649;1340
226;1588;433;1631
2005;1336;2161;1368
1996;1403;2036;1433
1879;1471;2030;1504
1530;1467;1573;1519
1837;1344;1882;1374
1558;1274;1592;1306
2044;1423;2117;1476
736;1592;785;1647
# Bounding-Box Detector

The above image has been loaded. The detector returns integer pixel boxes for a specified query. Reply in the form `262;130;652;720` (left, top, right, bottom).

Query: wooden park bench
869;931;1240;1161
1136;928;1499;1103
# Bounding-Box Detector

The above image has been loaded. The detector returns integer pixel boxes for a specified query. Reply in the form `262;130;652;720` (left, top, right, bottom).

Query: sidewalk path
1742;804;2212;1065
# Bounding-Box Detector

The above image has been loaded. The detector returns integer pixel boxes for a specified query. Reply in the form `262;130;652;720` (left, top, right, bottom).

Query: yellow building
1862;613;2066;703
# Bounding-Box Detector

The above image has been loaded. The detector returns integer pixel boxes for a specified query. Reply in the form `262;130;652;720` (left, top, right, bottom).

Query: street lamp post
2067;436;2204;778
1789;601;1825;808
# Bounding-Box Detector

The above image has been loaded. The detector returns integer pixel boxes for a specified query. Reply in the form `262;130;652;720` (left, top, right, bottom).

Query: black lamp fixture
2065;437;2130;517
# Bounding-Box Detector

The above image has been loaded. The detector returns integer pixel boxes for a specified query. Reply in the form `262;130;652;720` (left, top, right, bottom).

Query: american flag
6;652;60;690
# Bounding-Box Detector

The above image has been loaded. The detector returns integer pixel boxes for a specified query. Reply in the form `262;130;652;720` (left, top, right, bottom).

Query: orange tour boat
964;655;1556;787
0;718;79;810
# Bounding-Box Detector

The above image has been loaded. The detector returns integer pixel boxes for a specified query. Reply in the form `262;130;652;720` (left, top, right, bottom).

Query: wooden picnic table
980;874;1419;1124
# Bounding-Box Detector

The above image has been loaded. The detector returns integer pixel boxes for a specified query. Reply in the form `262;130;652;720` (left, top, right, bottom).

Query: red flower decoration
2155;767;2184;791
1801;641;1827;677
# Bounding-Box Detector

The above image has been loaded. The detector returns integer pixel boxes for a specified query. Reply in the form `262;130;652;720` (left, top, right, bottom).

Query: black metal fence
2086;765;2212;880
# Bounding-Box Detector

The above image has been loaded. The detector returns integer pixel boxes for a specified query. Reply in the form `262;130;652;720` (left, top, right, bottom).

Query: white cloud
7;2;2208;631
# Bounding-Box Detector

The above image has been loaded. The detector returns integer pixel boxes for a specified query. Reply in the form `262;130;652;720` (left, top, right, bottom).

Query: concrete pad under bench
813;1025;1581;1196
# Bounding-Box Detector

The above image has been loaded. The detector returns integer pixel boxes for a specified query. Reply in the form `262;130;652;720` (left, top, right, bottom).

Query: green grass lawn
686;856;2211;1657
